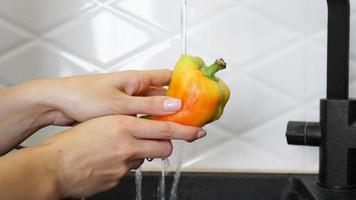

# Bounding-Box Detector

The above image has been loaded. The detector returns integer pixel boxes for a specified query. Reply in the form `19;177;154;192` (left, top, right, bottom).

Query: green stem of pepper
201;58;226;79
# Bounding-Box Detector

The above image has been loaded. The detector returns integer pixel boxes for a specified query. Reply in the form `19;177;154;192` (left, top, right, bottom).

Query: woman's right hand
42;115;206;199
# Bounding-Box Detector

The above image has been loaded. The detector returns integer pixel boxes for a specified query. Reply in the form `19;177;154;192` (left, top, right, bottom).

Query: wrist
18;79;56;111
15;79;59;126
39;138;70;199
30;145;63;199
0;80;57;153
0;146;63;200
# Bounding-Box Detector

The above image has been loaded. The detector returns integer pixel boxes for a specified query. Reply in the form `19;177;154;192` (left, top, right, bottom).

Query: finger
119;69;172;95
142;87;167;96
132;118;206;142
128;159;145;170
134;140;173;159
119;96;182;116
139;69;172;87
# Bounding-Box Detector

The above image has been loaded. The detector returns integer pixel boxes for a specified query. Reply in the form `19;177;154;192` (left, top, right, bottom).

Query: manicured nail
163;98;182;112
197;130;207;139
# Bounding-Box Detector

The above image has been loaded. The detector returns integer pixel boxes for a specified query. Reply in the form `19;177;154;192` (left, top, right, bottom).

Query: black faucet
286;0;356;190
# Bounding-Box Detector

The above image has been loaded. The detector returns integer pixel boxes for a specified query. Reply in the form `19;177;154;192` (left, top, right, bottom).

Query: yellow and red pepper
153;54;230;127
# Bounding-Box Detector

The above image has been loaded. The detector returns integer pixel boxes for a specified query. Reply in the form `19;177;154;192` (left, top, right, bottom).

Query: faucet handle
286;121;321;146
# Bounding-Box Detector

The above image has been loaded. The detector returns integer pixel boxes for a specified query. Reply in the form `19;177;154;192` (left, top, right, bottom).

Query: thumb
121;96;182;116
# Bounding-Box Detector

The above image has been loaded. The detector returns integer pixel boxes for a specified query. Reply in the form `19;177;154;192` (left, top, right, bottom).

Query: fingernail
197;130;207;139
163;99;182;112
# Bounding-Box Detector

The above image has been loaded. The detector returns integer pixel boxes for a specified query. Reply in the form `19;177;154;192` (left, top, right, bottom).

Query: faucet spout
326;0;350;99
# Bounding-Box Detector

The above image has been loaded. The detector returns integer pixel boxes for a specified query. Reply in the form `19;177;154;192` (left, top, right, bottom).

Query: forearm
0;146;62;200
0;81;54;154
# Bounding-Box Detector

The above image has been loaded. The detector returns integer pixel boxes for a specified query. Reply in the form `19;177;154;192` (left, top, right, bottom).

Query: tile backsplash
1;0;356;173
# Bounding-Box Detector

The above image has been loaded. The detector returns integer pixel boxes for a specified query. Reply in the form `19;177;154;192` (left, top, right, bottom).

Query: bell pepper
153;54;230;127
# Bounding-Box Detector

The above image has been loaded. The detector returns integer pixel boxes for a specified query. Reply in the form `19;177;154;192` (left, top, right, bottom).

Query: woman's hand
0;70;185;154
0;115;205;200
43;115;205;198
39;69;180;126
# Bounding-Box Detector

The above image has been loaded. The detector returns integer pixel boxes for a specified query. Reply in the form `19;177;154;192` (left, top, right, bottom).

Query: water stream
157;159;171;200
168;1;187;199
181;0;187;55
169;142;186;200
135;0;188;199
135;167;143;200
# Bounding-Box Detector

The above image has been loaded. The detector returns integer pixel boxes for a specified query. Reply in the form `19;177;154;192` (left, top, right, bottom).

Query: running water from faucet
157;159;171;200
135;167;142;200
168;1;187;199
136;0;188;199
181;0;187;55
169;142;186;200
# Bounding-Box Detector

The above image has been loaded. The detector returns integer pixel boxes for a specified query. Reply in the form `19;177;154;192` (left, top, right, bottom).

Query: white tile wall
1;0;356;173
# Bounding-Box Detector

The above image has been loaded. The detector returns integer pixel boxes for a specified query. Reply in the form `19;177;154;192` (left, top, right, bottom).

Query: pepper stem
201;58;226;79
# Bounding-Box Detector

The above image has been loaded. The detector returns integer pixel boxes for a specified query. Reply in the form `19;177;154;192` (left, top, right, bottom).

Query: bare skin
0;70;206;199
